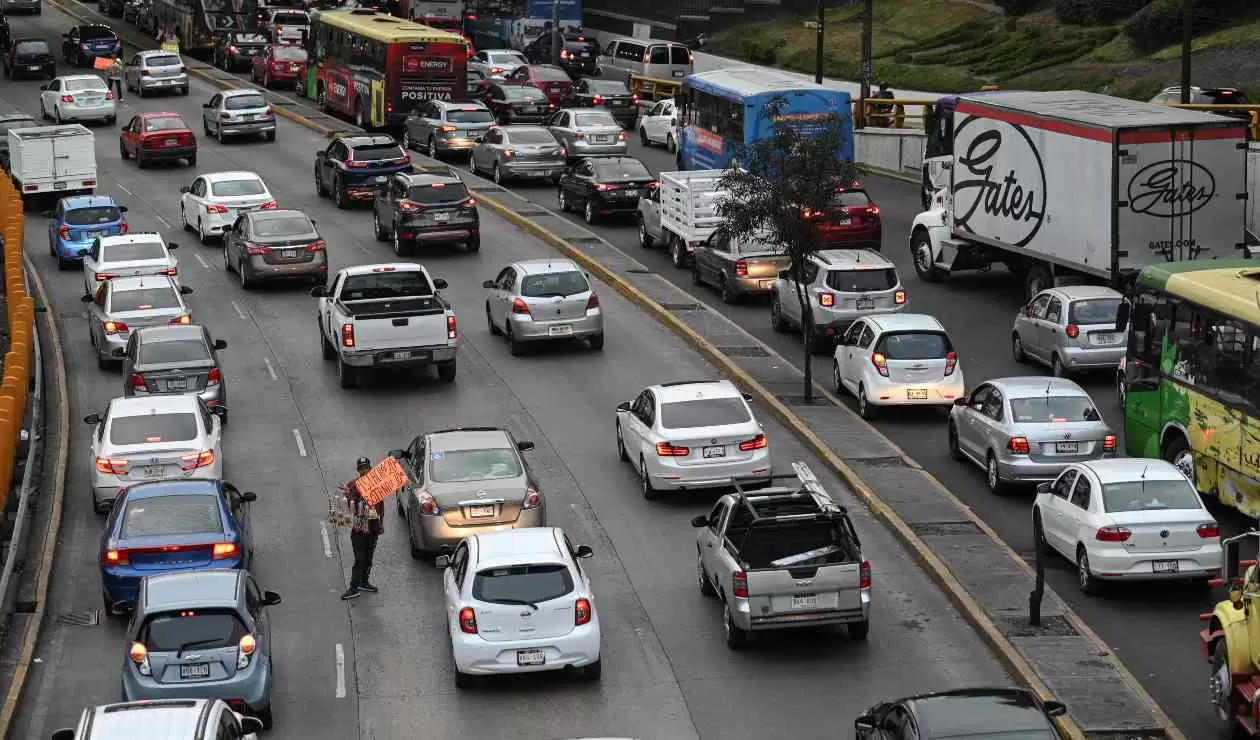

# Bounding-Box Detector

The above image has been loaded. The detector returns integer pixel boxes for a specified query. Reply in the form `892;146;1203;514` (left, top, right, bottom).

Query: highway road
1;7;1013;738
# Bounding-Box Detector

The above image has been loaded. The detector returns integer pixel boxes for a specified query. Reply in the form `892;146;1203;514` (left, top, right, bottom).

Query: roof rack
660;379;723;388
730;461;845;518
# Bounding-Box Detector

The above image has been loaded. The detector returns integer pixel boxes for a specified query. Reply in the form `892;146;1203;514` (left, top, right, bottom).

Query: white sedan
635;97;676;151
40;74;117;124
437;528;601;688
1032;458;1222;594
82;232;180;295
178;171;277;244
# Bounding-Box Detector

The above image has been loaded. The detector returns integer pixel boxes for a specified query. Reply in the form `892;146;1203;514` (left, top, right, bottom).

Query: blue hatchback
46;195;128;270
99;479;256;615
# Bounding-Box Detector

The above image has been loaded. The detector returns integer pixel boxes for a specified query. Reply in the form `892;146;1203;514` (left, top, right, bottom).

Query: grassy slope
709;0;1260;100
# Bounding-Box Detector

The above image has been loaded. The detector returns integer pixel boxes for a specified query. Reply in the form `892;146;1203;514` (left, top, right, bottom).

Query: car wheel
770;295;790;333
54;106;63;124
204;118;212;136
486;303;500;335
402;129;414;151
557;188;569;212
427;136;437;158
947;421;963;461
263;71;271;88
670;237;687;268
691;259;703;286
583;199;596;224
437;361;456;382
333;180;347;209
697;554;715;596
1033;510;1048;555
337;357;358;389
223;243;233;272
238;259;253;290
846;619;870;640
1011;332;1027;363
580;657;602;681
180;205;192;232
492;163;503;185
39;100;46;119
588;332;604;351
666;133;676;153
392;230;408;256
196;218;210;245
640;456;659;501
119;140;129;159
637;216;653;248
264;129;275;142
407;517;426;560
832;360;843;394
719;277;737;305
1051;353;1065;378
373;211;388;241
216;123;225;144
507;322;524;356
320;323;336;360
454;669;475;689
1116;369;1126;410
985;452;1006;495
856;384;875;419
1077;546;1100;595
314;167;327;196
465;235;480;253
187;153;196;166
639;127;649;146
615;420;629;461
467;150;478;173
723;603;748;649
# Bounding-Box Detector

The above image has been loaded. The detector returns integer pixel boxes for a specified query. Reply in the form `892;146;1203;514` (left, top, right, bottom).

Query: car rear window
140;610;248;652
446;108;495;123
825;268;897;292
1069;297;1122;325
489;52;526;65
140;338;211;365
473;564;573;605
224;94;267;110
111;286;180;312
1009;396;1101;424
65;77;108;92
110;411;199;445
428;447;522;482
831;190;873;207
252;215;313;237
121;494;222;538
64;206;121;226
80;26;116;39
272;11;307;23
876;331;952;359
274;45;306;61
340;271;432;299
521;270;588;297
586;80;629;94
13;40;49;54
504;128;555;144
660;397;751;429
144;116;188;132
351;143;405;161
103;242;166;262
405;182;468;204
145;54;181;67
594;159;651;181
210;179;266;197
648;45;670;64
505;86;545;101
534;67;569;81
575;111;618;127
670;45;691;64
1102;479;1202;513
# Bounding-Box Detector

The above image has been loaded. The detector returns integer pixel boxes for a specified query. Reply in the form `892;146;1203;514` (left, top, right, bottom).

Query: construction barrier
0;170;32;514
628;74;680;103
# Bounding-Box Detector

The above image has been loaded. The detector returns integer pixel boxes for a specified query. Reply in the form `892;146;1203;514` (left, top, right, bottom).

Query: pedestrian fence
0;172;35;516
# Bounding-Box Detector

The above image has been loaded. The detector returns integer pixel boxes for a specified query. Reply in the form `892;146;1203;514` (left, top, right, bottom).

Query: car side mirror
240;490;258;502
616;401;631;412
389;448;409;459
211;405;228;417
167;241;179;249
214;339;227;350
1043;701;1067;717
111;347;126;358
179;285;194;294
435;555;451;568
1114;299;1130;334
953;397;967;406
690;514;708;528
39;84;48;90
179;186;190;193
475;136;484;143
202;102;212;108
482;280;495;289
516;440;535;452
433;278;448;290
261;590;281;606
119;206;128;212
83;413;101;424
240;716;265;733
80;293;94;302
574;544;593;559
310;285;328;297
1036;481;1051;494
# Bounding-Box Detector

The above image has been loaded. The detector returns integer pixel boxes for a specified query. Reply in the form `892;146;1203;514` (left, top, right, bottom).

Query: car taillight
818;292;834;307
306;239;326;252
206;204;229;214
1096;526;1132;542
617;131;627;141
104;90;115;101
417;491;440;515
228;44;238;53
734;260;748;277
732;571;749;598
120;222;129;235
574;131;584;139
859;560;871;589
944;351;958;376
245;244;271;256
438;124;457;133
207;367;222;386
1198;523;1221;539
130;373;146;390
344;159;368;168
511;298;531;316
59;94;74;103
259;200;278;210
575;597;592;625
585;293;599;310
163;267;177;276
58;225;71;240
1008;436;1031;454
211;542;239;560
1065;324;1080;339
631;94;639;105
398;200;423;212
141;69;152;76
871;352;889;377
341;323;355;347
461;197;477;208
169;314;192;325
524;488;541;509
96;456;129;474
236;633;256;669
459;607;478;634
593;182;614;191
106;548;130;566
102;320;128;335
560;49;570;60
894;290;906;304
591;94;602;104
655;441;688;456
79;42;87;49
95;272;117;282
1103;433;1117;450
180;450;215;471
447;314;457;340
738;434;768;451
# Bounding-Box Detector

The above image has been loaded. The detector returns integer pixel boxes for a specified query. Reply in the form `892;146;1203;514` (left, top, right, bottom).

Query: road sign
803;20;820;29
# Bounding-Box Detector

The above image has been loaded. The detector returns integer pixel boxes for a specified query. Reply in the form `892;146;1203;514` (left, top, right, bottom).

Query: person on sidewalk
107;55;125;102
340;456;384;601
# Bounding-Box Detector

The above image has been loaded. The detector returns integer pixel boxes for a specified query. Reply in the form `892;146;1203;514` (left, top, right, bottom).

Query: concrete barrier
855;128;925;183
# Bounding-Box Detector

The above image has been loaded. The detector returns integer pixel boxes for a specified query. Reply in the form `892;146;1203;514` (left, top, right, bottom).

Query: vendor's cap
356;456;372;470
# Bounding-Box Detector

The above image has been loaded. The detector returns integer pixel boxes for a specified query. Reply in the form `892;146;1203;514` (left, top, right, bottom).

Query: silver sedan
468;125;567;185
947;376;1116;495
483;257;604;354
83;275;194;370
468;49;528;78
545;108;627;159
1012;285;1126;377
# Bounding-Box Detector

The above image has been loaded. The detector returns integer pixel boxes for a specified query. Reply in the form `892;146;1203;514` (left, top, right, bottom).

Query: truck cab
1201;532;1260;736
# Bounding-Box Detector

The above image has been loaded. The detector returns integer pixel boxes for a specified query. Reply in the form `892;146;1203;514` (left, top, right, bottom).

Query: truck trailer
908;90;1251;300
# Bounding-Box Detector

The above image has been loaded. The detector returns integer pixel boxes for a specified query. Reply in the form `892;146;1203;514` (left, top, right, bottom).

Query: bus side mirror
1114;299;1130;334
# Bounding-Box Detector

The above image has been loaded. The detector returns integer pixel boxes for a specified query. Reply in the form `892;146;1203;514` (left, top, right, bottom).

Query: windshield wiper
176;637;223;658
492;597;538;610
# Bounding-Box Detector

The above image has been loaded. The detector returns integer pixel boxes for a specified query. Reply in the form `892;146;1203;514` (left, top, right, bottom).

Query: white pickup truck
312;262;458;389
8;124;97;200
635;169;725;269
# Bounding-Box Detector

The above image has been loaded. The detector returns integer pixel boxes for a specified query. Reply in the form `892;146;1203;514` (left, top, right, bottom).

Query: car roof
333;133;396;147
134;324;206;343
653;379;741;404
221;88;264;97
867;313;945;333
99;233;165;247
400;172;462;186
988;376;1088;396
60;194;119;210
136;49;178;57
1044;285;1123;300
142;569;242;612
435;100;487;110
108;275;178;292
1076;458;1185;483
59;73;108;82
428;428;512;453
814;248;894;268
139;110;184;119
908;688;1053;736
109;393;201;418
124;478;220;501
88;700;211;736
512;258;581;275
202;170;263;183
473;527;564;564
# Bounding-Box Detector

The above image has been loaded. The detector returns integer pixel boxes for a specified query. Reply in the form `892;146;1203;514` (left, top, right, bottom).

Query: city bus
301;8;468;128
150;0;260;55
1118;260;1260;517
674;68;853;171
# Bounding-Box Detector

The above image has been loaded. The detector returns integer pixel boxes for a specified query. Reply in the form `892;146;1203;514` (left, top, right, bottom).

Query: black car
62;24;121;67
557;155;657;224
213;32;269;71
3;38;55;80
481;82;553;124
0;113;38;170
524;32;599;78
314;133;412;208
372;172;480;254
855;688;1067;740
559;78;637;127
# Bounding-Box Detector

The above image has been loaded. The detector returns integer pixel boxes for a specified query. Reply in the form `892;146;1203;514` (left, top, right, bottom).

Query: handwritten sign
161;41;180;53
355;456;408;506
93;57;114;71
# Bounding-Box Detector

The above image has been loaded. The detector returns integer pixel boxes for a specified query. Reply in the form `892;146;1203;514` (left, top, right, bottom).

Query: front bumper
339;344;457;368
452;620;600;676
508;310;602;341
1059;345;1125;371
645;450;771;492
415;506;545;551
122;648;271;712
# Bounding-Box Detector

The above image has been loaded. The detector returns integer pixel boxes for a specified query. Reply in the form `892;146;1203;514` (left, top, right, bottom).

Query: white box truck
908;90;1250;300
636;169;726;269
8;124;97;200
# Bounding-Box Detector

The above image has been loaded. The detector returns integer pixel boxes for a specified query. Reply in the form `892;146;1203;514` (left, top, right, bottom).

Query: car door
182;176;206;220
570;158;595;202
640;185;661;238
1040;294;1066;362
1064;471;1096;547
1041;467;1078;554
490;266;515;325
41;78;58;114
475;128;497;169
203;93;221;129
956;384;992;459
549;110;574;148
225;213;246;263
642;100;665;140
698;499;729;588
470;50;487;73
974;385;1007;459
1017;292;1051;360
847;323;878;388
620;389;653;455
243;574;270;653
222;480;250;553
87;281;108;346
125;115;143;155
779;259;818;325
839;320;866;389
699;229;730;284
125;53;140;87
65;27;78;59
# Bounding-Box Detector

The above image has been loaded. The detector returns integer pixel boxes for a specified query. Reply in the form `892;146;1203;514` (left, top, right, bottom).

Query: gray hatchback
1012;285;1126;377
402;99;496;158
201;89;276;143
119;324;228;410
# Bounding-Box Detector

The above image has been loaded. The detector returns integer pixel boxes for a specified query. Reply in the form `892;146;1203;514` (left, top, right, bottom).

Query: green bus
1120;260;1260;516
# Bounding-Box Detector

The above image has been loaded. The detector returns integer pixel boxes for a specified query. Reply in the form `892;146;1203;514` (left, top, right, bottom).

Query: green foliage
1123;0;1232;52
725;28;785;65
1054;0;1151;25
994;0;1040;16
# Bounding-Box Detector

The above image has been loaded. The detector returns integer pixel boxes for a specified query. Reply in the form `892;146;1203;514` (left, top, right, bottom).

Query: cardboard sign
93;57;114;71
355;456;409;506
160;41;180;53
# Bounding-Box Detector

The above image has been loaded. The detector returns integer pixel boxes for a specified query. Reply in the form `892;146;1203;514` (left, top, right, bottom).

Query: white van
597;38;692;83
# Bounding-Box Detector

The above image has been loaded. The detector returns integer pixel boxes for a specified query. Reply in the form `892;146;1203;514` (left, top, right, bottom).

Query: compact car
1013;285;1126;377
224;208;327;288
483;258;603;353
119;112;197;167
479;82;553;124
770;249;907;347
83;232;178;295
546;108;628;159
691;228;791;304
40;74;116;124
83;275;194;368
402;99;496;158
201;89;276;143
45;195;128;270
468;124;566;184
372;173;479;254
62;24;121;66
856;688;1067;740
180;171;277;243
468;48;527;78
636;97;676;150
52;699;264;740
212;31;269;71
833;313;964;418
558;78;638;128
557;156;655;224
250;43;305;88
120;324;228;409
314;133;411;209
2;38;55;79
124;50;188;97
503;64;572;105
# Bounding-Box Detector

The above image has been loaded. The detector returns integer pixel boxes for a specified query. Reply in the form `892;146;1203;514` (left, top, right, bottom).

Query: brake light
180;450;215;471
169;314;192;325
461;197;477;208
617;131;627;141
95;272;118;282
944;351;958;376
575;598;592;625
306;239;326;253
438;124;457;133
105;91;114;100
106;548;131;566
631;94;639;105
511;298;531;316
859;560;871;589
1065;324;1080;339
236;633;256;669
523;488;541;509
96;456;129;475
655;442;688;456
591;94;602;104
60;94;74;103
130;373;146;390
574;132;584;139
1198;523;1221;538
593;182;615;191
818;292;834;307
79;42;87;49
417;491;440;515
459;607;478;634
228;44;238;53
1096;526;1131;542
341;323;355;347
490;66;504;75
1103;433;1117;451
734;260;748;277
102;320;128;335
128;641;146;662
585;293;599;310
447;314;457;340
245;244;271;256
206;204;229;214
560;49;570;60
871;352;889;377
120;222;129;235
58;225;71;240
259;200;278;210
732;571;748;598
345;159;368;168
558;147;567;157
398;200;423;212
207;367;222;386
738;434;768;451
894;290;906;304
1008;436;1031;454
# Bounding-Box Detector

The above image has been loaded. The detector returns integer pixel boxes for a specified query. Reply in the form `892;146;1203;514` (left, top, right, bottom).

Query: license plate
856;298;875;310
468;504;495;518
1152;559;1179;573
179;662;211;679
672;70;685;77
143;465;165;478
759;279;773;289
28;65;40;71
791;594;818;609
548;324;572;336
835;215;851;225
906;389;928;400
702;445;725;459
374;175;387;182
1055;441;1079;454
516;648;545;666
90;230;105;237
392;351;412;360
165;138;178;145
166;377;188;390
433;212;450;222
54;182;67;190
580;51;591;57
594;135;610;143
1093;333;1118;345
283;249;297;258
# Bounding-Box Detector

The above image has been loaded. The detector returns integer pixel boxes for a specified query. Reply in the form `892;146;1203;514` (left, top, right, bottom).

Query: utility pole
550;0;561;66
1179;0;1193;103
813;0;823;85
858;0;873;127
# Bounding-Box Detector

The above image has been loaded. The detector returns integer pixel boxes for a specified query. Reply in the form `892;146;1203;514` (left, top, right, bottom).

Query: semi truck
908;90;1251;301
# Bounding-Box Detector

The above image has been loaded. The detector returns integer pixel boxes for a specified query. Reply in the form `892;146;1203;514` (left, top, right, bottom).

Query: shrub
1054;0;1151;25
994;0;1040;15
1122;0;1230;53
729;29;785;65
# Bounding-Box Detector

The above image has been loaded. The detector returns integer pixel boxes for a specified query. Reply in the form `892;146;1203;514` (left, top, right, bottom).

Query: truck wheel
1211;640;1238;732
321;326;335;360
670;236;687;268
338;358;358;389
1024;263;1053;302
723;603;749;649
697;555;715;596
436;361;456;382
637;215;653;248
846;619;870;640
911;229;944;283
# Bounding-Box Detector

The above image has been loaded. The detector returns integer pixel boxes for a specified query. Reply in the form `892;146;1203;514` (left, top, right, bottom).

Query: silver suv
402;99;496;158
124;50;188;97
769;248;907;347
53;699;263;740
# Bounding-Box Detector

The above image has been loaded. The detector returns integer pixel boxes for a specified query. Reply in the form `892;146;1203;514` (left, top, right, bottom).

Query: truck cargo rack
726;462;861;560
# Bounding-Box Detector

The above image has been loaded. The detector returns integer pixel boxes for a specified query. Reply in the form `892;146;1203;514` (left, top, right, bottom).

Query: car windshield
272;11;307;22
64;206;121;226
224;94;267;110
876;331;952;359
140;338;211;365
473;564;573;606
340;271;432;299
826;268;897;292
13;41;49;54
121;494;222;537
521;270;589;297
351;143;404;161
1069;297;1122;325
109;411;199;445
594;159;651;181
145;54;181;67
144;116;187;131
80;26;115;39
1102;479;1202;513
534;67;569;81
103;242;166;262
405;182;468;204
574;111;617;127
141;610;248;652
660;397;751;429
429;447;522;482
831;190;873;207
504;86;545;100
274;45;305;61
445;108;495;123
505;129;555;144
210;179;266;197
586;80;629;94
112;285;180;312
252;215;312;237
1009;396;1101;424
65;77;108;92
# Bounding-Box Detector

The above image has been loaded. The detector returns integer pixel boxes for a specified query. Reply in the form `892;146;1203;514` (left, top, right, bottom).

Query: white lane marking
153;213;171;229
319;521;332;557
292;428;307;457
335;643;346;698
230;300;248;320
116;183;134;197
263;356;278;381
194;253;211;269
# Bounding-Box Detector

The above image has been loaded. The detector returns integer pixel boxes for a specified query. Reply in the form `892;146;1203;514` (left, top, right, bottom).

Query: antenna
1141;463;1148;497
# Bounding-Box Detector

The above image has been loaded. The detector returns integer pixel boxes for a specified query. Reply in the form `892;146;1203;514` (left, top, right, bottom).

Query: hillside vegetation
709;0;1260;100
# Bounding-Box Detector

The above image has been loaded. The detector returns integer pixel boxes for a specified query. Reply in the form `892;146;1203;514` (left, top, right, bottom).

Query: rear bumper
414;506;545;551
58;103;116;121
644;451;771;492
1088;544;1222;581
8;61;54;76
138;76;188;91
1059;345;1125;371
731;591;871;632
499;161;564;179
246;252;327;281
508;311;602;341
730;275;779;296
451;621;600;676
997;452;1116;484
122;649;271;711
220;120;276;136
396;221;478;245
139;146;196;160
339;344;457;368
53;237;93;259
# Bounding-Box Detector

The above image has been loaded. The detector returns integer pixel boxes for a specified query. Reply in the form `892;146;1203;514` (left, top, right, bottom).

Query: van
597;38;692;84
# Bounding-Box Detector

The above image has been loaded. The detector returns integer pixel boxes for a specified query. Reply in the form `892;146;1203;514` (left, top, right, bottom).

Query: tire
427;136;437;158
1211;640;1238;734
637;216;653;248
691;260;703;286
665;133;675;153
216;123;225;144
557;188;569;212
615;421;629;461
580;657;602;681
337;358;358;389
910;229;944;283
407;521;426;560
770;295;789;333
670;237;687;268
1033;510;1048;555
507;324;524;356
1077;546;1100;595
639;127;649;146
314;167;327;196
119;140;130;159
204;119;212;136
723;603;748;649
465;235;480;253
846;619;870;640
486;304;500;335
985;453;1006;495
187;153;196;166
181;205;192;232
454;670;474;689
238;259;253;290
136;84;146;98
720;277;738;304
321;326;336;360
1011;332;1027;363
264;130;275;142
640;457;659;501
197;219;210;245
54;106;63;124
588;332;604;351
1051;353;1066;378
136;151;147;169
402;129;414;151
583;199;596;224
1025;263;1053;302
832;360;843;394
1163;434;1195;487
856;384;875;419
255;706;274;731
436;361;456;382
947;421;963;461
492;163;504;185
373;211;388;241
333;181;347;209
392;231;408;257
697;555;716;596
223;243;234;272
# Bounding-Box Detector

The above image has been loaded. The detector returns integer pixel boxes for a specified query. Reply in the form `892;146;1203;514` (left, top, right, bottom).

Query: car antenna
1141;463;1148;497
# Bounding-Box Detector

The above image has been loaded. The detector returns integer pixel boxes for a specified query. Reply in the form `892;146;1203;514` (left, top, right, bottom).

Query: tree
716;101;857;403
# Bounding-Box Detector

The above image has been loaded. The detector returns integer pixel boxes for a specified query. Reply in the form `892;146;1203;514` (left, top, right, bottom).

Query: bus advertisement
676;68;853;172
151;0;260;55
301;9;468;128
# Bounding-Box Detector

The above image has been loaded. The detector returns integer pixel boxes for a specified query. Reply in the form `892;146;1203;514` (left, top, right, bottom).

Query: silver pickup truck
691;462;871;648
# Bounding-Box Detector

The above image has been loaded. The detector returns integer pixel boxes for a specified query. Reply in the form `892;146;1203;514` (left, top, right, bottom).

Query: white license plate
855;298;875;310
90;230;105;237
759;279;773;289
516;648;545;666
835;215;851;225
374;175;387;182
1152;559;1179;573
1055;442;1079;454
548;324;572;336
143;465;165;478
906;389;928;400
672;70;685;77
392;351;412;360
28;65;40;71
179;662;210;679
283;249;297;258
166;378;188;390
468;504;495;518
53;182;67;190
1093;333;1119;345
702;445;725;459
594;135;610;143
165;138;178;145
433;212;450;222
791;594;818;609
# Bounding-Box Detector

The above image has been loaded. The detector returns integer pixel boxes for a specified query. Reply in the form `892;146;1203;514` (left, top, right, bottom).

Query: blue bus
675;68;853;171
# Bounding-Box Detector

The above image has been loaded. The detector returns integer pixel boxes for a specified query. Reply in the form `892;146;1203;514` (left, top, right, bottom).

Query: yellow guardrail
628;74;680;103
0;172;34;516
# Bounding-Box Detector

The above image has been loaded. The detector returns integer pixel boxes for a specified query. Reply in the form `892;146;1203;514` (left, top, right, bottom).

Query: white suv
54;699;262;740
770;248;907;348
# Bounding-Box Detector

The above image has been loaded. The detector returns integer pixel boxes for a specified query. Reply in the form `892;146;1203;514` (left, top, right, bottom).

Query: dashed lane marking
263;356;278;381
194;253;211;270
319;521;332;558
292;428;307;457
335;643;346;698
230;300;248;321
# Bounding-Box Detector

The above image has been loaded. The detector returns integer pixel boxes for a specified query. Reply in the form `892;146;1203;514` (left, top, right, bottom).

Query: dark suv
372;172;480;255
1149;86;1252;120
62;24;121;67
524;32;600;78
313;133;412;208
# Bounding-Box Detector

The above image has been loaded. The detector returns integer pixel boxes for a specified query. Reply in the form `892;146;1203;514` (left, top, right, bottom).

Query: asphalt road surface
1;7;1012;739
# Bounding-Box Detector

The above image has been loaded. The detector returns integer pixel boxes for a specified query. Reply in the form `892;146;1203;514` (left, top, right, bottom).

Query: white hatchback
832;313;964;419
635;97;676;151
437;528;601;687
179;171;277;244
82;232;180;295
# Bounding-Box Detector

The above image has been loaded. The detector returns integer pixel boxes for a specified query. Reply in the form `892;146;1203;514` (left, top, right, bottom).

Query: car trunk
581;125;622;146
473;598;576;642
340;297;448;351
521;292;590;321
1021;421;1108;463
121;534;221;570
106;443;204;483
884;356;950;384
69;86;108;106
400;202;476;229
83;36;120;55
213;193;273;220
875;332;954;384
733;520;863;617
151;644;242;684
658;424;760;467
67;222;124;243
1112;509;1211;554
143;132;195;151
145;62;183;79
134;360;213;393
434;478;524;527
256;236;318;266
113;306;185;332
509;143;565;162
100;259;174;280
737;252;790;280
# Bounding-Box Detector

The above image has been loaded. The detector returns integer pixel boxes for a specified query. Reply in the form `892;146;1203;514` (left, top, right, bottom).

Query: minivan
597;38;692;84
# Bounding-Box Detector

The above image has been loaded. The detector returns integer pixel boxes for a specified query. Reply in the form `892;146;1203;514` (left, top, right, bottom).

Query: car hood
427;476;527;504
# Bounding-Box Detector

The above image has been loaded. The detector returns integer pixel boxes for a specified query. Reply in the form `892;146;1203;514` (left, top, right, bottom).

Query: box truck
635;169;725;269
908;90;1250;300
8;124;96;200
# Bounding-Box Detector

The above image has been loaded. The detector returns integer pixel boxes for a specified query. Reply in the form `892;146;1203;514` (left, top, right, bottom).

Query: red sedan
503;64;573;106
250;44;307;89
119;112;196;168
807;183;883;250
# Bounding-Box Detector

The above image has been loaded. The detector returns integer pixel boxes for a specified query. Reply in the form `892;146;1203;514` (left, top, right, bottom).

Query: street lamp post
812;0;823;85
550;0;561;66
1179;0;1193;104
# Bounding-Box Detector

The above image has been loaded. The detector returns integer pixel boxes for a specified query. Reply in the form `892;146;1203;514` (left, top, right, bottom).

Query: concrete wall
855;128;925;183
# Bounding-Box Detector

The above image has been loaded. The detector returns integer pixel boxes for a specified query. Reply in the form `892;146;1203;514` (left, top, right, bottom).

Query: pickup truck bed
338;296;446;320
